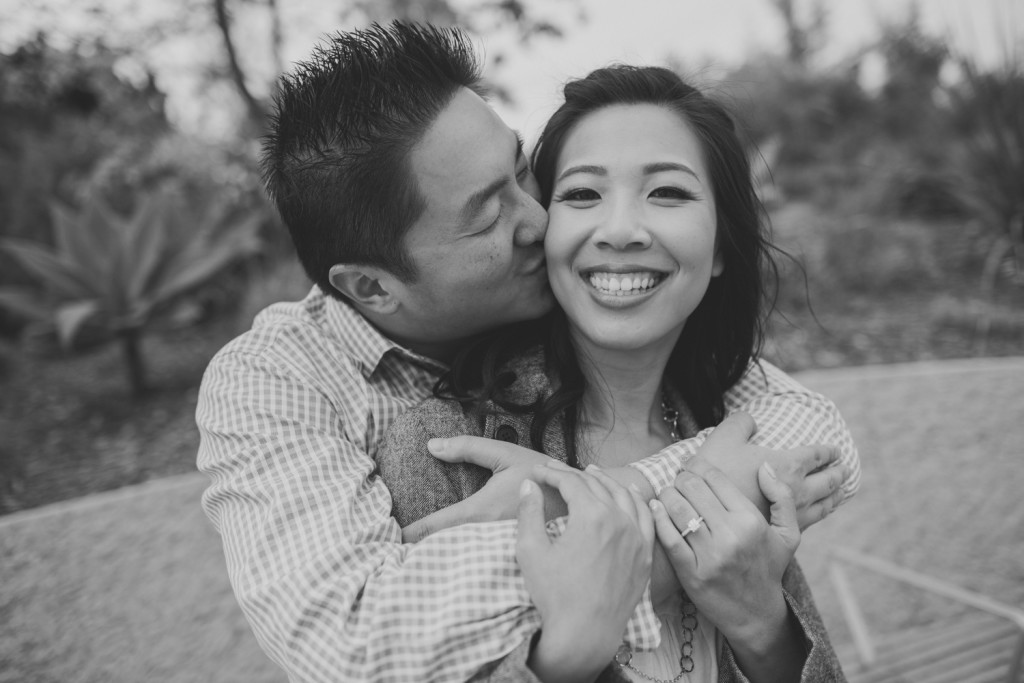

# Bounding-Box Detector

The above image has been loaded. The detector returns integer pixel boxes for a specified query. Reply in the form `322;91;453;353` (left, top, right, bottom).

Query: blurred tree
209;0;572;131
876;9;949;138
768;0;828;68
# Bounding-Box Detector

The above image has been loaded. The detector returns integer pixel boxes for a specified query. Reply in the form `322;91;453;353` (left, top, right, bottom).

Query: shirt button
494;425;519;443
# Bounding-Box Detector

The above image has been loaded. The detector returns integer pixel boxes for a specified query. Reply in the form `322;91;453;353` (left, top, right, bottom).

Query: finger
758;463;800;552
528;463;604;513
682;457;755;513
515;479;549;559
799;444;841;475
672;469;726;530
586;465;639;523
649;498;696;572
704;411;757;448
427;435;538;470
797;488;843;530
629;484;656;552
657;486;708;549
800;462;848;507
403;496;477;543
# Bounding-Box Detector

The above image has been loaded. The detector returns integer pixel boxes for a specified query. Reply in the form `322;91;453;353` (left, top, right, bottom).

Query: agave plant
0;186;261;394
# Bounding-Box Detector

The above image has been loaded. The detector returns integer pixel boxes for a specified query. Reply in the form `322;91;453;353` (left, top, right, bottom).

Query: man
197;22;858;683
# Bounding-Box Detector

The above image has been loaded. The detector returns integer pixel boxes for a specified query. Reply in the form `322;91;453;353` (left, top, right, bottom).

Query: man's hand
402;436;566;542
692;412;848;530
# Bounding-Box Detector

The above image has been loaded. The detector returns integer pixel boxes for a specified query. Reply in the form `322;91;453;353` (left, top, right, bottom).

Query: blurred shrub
818;216;941;293
948;53;1024;293
723;55;873;169
0;36;167;245
0;186;261;395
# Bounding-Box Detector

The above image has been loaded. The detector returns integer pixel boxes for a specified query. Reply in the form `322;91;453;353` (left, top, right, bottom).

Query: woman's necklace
611;396;696;683
614;597;698;683
661;397;681;441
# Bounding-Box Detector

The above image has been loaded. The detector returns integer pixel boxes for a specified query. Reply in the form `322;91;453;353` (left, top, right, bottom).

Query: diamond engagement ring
679;516;705;538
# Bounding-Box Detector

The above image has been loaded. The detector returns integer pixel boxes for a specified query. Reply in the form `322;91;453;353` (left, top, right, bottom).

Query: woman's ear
712;249;725;277
328;264;399;314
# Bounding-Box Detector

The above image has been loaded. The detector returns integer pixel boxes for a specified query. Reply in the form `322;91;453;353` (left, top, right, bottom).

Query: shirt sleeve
197;344;659;683
628;359;861;500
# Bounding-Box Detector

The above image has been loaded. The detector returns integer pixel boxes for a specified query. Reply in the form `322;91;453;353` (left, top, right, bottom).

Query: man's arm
629;359;860;518
412;358;859;539
197;345;658;683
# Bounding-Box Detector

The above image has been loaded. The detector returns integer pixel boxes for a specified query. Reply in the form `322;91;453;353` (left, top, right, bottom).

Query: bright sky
0;0;1018;139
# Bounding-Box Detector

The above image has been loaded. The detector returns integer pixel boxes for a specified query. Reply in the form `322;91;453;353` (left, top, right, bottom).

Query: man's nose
513;195;548;247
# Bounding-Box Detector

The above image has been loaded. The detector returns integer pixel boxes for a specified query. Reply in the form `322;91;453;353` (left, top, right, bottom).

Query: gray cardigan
375;349;846;683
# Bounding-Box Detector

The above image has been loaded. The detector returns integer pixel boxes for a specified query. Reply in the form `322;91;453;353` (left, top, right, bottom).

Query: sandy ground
2;357;1022;682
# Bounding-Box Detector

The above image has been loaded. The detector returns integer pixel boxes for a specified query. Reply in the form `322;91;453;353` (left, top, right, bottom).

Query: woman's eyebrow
643;161;699;180
556;164;605;182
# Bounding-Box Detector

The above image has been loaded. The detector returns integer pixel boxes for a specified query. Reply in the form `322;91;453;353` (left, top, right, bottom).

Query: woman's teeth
587;272;663;296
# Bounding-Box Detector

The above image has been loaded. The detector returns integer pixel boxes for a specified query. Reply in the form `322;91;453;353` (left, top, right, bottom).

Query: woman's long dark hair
437;65;780;465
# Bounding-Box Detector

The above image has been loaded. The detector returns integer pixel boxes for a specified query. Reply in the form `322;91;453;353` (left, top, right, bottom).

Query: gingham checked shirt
196;286;860;683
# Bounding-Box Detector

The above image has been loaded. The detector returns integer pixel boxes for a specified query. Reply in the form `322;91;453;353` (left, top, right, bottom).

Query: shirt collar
318;287;448;378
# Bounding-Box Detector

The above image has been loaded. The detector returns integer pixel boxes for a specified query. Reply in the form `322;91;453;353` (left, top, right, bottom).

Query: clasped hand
518;461;654;683
652;455;799;654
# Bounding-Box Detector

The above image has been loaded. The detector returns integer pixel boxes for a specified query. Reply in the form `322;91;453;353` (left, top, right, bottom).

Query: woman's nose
593;201;652;250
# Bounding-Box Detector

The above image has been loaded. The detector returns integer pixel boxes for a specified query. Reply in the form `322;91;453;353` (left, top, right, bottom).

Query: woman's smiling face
544;103;723;355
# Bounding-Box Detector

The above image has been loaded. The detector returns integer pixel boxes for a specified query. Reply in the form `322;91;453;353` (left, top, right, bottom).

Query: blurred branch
212;0;266;126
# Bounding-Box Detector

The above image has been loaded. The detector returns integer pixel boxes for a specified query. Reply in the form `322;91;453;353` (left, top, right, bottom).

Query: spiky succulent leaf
1;239;96;299
54;299;101;349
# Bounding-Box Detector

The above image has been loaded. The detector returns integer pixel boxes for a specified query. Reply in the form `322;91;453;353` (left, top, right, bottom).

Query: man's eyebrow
556;165;606;182
459;131;523;224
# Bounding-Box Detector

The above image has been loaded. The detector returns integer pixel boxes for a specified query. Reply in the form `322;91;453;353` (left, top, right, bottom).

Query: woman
376;65;849;682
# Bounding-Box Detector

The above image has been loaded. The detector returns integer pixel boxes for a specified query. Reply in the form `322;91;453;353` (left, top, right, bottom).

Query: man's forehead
410;91;521;216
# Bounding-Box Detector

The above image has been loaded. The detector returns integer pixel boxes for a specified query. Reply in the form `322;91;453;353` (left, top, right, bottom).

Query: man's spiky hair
261;22;484;291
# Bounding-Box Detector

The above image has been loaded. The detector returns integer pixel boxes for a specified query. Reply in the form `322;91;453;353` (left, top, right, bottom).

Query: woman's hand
650;457;806;683
519;461;654;683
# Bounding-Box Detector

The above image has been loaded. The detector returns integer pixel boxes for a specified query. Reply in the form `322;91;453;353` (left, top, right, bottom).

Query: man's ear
328;264;400;314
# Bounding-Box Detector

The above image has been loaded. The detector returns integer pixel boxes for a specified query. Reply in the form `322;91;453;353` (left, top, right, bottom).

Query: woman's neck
573;336;677;468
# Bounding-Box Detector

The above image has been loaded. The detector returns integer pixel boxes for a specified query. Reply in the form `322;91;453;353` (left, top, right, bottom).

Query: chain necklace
611;395;696;682
614;597;698;683
661;398;681;441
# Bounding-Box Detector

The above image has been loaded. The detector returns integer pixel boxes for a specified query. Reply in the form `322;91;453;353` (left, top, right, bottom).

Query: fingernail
546;460;572;471
649;499;662;512
763;462;778;479
628;483;641;493
520;479;535;497
427;438;445;454
585;463;601;472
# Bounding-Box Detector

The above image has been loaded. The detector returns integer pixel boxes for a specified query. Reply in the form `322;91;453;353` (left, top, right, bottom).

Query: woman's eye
556;188;601;203
650;186;695;201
